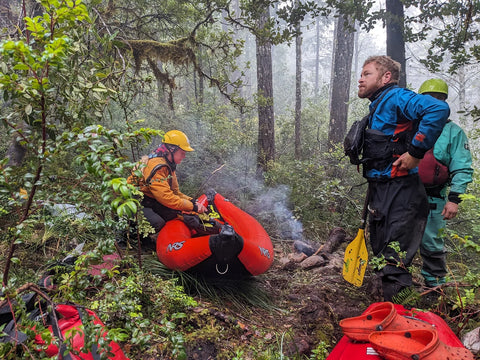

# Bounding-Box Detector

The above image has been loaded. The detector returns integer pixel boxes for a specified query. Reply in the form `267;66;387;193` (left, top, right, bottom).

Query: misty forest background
1;0;480;359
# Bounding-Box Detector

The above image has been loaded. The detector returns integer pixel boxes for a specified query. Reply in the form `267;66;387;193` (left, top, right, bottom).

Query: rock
462;327;480;354
300;255;327;270
293;240;316;256
279;256;298;270
288;252;308;263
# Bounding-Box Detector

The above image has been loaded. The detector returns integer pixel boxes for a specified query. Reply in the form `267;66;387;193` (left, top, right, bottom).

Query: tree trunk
386;0;406;87
314;15;320;98
294;1;302;160
198;54;204;104
255;7;275;174
457;68;467;127
0;0;13;34
328;15;354;148
5;132;27;167
2;1;28;167
353;22;360;80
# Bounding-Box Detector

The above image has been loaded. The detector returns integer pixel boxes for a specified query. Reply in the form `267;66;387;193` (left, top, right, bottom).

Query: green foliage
0;260;201;359
264;149;367;240
369;241;410;273
0;0;479;358
327;0;480;74
309;341;330;360
89;267;196;357
237;0;321;45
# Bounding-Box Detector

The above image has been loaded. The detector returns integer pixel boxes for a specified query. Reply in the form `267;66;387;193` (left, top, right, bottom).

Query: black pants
141;196;179;232
368;175;428;301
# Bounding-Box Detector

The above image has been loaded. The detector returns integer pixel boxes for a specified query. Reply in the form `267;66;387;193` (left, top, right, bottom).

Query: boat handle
216;263;229;275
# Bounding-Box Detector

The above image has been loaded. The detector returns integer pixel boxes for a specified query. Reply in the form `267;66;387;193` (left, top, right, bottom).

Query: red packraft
34;304;129;359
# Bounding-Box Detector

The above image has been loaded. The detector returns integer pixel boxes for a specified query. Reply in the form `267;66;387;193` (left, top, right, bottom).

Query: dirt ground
256;238;383;356
182;234;386;359
181;233;479;360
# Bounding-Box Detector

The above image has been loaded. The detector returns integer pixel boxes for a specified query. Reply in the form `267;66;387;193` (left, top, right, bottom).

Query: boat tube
156;189;274;278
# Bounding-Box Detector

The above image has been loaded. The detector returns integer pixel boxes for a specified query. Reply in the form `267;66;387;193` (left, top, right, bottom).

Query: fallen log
297;227;347;270
315;227;347;256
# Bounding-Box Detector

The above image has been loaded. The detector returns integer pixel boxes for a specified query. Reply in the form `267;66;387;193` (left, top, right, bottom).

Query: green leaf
13;63;30;71
117;203;132;218
120;185;130;198
25;104;33;115
125;200;137;215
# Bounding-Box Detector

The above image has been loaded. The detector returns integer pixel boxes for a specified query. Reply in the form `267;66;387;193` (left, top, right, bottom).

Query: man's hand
442;201;458;220
393;152;421;171
195;201;207;213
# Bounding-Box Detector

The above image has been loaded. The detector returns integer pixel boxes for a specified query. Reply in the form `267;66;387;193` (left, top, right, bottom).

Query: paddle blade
342;228;368;287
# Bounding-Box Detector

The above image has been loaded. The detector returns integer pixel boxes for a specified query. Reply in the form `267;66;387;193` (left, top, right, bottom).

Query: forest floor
3;224;478;359
172;231;479;360
173;232;385;360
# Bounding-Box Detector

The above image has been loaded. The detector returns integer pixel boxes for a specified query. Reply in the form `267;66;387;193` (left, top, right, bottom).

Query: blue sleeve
402;93;450;158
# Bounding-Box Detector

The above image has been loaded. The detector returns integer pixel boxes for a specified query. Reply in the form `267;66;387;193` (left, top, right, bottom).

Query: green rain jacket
432;121;473;202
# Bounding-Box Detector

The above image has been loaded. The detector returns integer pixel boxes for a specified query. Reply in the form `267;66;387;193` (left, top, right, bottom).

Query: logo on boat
258;246;270;259
167;241;185;252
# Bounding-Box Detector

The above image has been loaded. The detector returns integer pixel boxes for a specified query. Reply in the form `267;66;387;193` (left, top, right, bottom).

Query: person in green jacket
417;78;474;288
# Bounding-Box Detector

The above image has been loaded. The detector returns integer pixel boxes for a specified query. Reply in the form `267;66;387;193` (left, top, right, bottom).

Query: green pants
420;196;447;287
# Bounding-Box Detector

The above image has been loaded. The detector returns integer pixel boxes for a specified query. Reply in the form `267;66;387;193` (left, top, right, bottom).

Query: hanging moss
118;37;197;109
124;37;196;73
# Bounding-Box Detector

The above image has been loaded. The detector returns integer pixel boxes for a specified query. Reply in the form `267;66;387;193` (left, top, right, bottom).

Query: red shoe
339;302;434;342
369;329;474;360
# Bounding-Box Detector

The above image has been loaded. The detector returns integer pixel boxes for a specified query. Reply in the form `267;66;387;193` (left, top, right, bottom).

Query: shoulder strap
50;309;74;360
76;307;101;360
145;163;172;185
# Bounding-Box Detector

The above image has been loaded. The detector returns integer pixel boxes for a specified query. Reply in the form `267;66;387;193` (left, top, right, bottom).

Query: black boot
382;280;405;302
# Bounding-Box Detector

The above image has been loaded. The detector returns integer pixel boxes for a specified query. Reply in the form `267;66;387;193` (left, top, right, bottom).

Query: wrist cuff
448;192;462;204
407;144;426;159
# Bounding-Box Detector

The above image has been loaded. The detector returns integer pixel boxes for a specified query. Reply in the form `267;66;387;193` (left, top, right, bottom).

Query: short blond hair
363;56;400;84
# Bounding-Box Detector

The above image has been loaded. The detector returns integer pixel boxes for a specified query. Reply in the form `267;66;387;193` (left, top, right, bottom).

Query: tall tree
255;6;275;173
386;0;406;87
2;0;43;167
328;15;355;147
314;14;320;98
294;0;302;160
0;0;13;33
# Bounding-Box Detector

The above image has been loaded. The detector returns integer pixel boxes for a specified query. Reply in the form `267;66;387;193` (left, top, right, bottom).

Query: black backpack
343;87;394;165
343;114;370;165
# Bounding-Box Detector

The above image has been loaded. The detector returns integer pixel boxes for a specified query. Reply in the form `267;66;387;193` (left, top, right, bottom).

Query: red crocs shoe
339;302;434;342
368;329;474;360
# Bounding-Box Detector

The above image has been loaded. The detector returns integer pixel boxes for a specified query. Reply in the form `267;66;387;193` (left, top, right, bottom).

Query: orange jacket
128;156;194;212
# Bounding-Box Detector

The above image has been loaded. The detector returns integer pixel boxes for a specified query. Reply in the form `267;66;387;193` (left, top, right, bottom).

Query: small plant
309;341;330;360
369;241;409;272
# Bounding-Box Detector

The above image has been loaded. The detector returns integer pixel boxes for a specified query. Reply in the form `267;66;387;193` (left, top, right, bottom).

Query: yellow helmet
163;130;194;151
418;78;448;99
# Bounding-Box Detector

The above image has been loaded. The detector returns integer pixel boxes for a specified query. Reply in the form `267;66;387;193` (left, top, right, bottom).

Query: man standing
357;56;450;301
417;78;474;288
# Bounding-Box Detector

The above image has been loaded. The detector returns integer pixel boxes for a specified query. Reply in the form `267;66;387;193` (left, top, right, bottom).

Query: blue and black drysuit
362;83;450;301
420;120;473;287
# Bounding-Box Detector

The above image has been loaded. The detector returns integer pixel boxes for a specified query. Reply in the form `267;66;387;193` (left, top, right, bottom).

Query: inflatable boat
327;302;471;359
156;189;274;278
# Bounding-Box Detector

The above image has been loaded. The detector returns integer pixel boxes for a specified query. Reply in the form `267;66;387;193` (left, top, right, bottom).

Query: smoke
180;145;305;241
249;184;304;241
